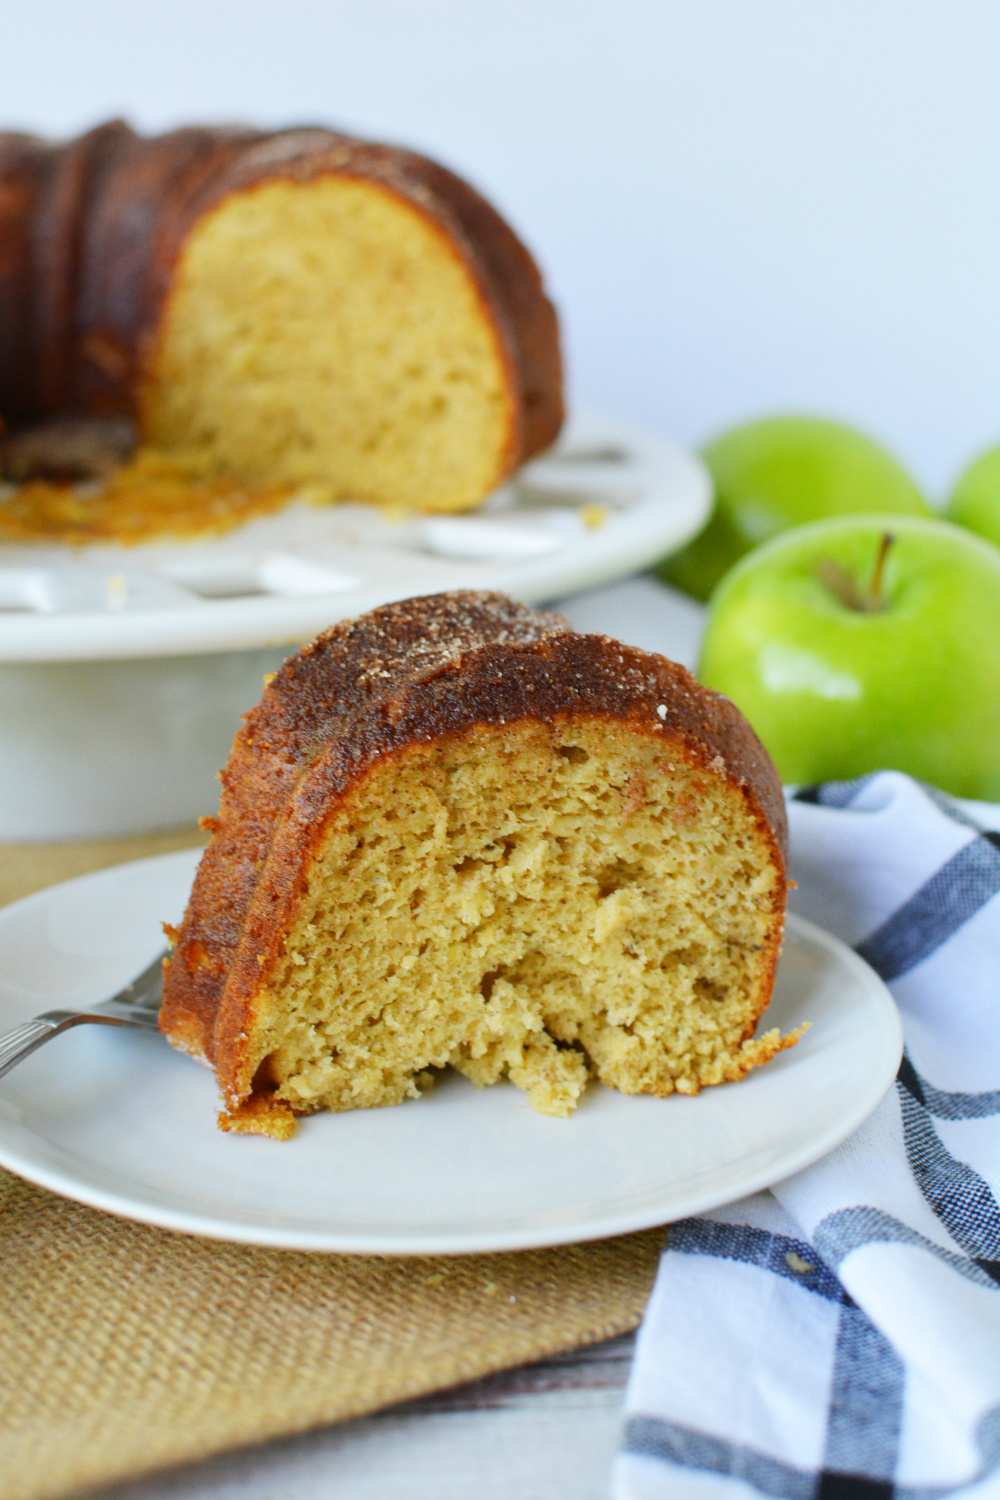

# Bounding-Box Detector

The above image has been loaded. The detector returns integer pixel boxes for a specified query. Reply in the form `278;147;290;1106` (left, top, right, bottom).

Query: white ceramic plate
0;851;902;1254
0;412;711;662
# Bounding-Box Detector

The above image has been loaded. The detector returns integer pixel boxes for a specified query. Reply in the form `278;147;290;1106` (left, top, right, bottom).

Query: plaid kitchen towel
614;771;1000;1500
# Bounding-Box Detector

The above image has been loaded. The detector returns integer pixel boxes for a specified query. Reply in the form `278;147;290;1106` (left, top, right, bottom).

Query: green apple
945;442;1000;549
660;415;930;601
697;514;1000;799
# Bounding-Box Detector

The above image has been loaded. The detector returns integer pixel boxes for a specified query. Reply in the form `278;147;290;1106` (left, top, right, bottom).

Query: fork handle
0;1016;68;1081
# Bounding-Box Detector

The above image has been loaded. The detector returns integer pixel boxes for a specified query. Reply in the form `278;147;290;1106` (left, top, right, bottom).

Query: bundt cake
0;121;562;542
159;591;796;1139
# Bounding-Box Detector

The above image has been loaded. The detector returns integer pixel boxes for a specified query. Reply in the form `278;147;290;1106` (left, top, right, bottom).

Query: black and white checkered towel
613;771;1000;1500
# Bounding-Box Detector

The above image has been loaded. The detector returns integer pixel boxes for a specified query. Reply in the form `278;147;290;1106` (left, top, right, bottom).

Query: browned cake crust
0;121;563;470
160;592;788;1115
0;131;53;422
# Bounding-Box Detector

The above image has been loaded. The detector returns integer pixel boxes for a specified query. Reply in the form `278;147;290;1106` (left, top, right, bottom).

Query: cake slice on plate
160;591;795;1137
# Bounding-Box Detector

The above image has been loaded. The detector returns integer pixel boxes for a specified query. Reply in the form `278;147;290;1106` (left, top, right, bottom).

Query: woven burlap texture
0;832;662;1500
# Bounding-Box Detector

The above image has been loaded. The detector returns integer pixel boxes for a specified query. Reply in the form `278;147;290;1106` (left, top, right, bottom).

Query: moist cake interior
245;716;787;1122
145;176;513;513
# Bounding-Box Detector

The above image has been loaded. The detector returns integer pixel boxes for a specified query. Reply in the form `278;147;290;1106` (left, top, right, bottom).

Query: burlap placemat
0;831;662;1500
0;827;210;910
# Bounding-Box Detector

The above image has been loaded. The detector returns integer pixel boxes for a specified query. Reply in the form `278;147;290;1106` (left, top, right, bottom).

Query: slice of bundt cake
159;592;795;1138
0;122;563;539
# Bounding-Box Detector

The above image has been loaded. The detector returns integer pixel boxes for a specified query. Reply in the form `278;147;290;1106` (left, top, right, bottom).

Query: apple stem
817;557;868;611
868;532;895;608
817;532;895;613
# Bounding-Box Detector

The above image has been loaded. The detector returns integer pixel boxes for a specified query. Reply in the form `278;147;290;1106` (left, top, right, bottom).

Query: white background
3;0;998;498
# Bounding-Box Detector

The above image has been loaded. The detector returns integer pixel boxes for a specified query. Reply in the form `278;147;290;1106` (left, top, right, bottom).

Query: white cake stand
0;413;711;838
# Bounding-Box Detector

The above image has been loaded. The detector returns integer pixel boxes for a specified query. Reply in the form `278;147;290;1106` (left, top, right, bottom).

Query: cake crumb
580;503;609;529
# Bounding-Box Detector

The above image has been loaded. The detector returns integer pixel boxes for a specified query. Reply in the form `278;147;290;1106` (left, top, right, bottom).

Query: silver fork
0;950;167;1082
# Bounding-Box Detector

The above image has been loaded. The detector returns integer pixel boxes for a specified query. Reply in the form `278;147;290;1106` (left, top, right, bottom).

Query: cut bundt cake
0;122;562;541
160;592;795;1138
